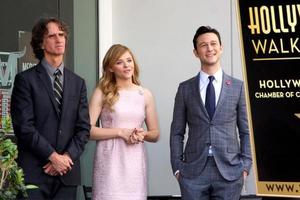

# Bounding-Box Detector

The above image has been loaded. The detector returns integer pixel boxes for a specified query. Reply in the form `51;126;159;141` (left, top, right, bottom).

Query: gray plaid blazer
170;72;252;181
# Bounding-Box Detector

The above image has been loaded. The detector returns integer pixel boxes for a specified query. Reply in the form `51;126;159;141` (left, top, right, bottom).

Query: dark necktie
54;69;63;115
205;76;215;119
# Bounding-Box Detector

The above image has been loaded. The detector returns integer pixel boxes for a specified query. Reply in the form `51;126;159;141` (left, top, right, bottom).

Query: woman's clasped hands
119;128;146;144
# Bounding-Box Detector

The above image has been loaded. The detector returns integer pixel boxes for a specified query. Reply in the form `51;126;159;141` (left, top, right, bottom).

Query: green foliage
1;115;13;135
0;115;28;199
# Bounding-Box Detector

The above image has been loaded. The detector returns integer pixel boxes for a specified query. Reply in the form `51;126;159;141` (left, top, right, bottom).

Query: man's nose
207;44;213;51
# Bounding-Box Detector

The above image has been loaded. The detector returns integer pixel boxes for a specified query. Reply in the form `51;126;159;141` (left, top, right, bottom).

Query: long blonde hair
99;44;140;110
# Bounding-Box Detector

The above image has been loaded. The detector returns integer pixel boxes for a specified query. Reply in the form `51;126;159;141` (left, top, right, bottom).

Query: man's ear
193;49;199;58
220;44;224;54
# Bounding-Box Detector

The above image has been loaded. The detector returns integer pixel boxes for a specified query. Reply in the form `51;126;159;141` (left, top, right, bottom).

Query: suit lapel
192;73;208;116
215;73;231;113
60;69;71;119
36;64;60;118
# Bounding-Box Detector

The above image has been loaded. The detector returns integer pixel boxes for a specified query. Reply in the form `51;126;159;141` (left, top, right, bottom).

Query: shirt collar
199;68;223;84
41;58;64;77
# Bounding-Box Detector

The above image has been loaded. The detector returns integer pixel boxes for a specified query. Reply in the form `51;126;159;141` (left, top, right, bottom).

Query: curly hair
99;44;140;110
30;17;69;61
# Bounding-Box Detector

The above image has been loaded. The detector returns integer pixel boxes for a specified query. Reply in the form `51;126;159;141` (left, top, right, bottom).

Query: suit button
59;130;62;134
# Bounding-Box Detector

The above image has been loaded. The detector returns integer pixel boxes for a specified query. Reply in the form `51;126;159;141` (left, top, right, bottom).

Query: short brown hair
193;26;222;50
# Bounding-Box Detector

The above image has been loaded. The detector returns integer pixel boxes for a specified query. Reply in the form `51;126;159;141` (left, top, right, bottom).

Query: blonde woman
89;44;160;200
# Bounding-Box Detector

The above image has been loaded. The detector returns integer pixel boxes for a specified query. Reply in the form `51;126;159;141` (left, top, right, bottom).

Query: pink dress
92;89;147;200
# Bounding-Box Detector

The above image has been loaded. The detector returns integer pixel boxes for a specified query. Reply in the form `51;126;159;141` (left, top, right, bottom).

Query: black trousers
18;177;77;200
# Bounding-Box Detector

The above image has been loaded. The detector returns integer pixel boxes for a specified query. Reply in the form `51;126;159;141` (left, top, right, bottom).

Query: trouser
17;176;77;200
179;157;243;200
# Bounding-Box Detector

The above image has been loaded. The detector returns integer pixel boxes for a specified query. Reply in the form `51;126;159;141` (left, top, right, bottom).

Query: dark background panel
238;0;300;182
0;0;59;51
0;0;74;69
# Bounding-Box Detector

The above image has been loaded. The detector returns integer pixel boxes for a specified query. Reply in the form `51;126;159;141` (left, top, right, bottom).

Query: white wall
108;0;255;195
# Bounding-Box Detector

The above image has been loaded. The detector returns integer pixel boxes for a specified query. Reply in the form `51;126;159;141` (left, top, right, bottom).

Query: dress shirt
42;58;64;89
199;68;222;106
199;68;223;156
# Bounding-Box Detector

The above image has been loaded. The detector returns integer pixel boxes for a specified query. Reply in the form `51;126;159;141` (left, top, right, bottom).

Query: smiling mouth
206;54;215;57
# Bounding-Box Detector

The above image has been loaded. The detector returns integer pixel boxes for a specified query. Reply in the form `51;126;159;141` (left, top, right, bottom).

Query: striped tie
54;69;63;115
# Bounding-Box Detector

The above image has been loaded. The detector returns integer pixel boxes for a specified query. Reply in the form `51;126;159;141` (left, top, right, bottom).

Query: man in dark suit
11;17;90;199
170;26;252;200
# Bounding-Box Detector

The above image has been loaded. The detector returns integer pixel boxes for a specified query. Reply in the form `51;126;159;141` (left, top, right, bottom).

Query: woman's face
110;51;135;81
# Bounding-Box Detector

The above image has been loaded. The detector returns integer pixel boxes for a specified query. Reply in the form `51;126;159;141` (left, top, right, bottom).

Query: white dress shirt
199;68;223;106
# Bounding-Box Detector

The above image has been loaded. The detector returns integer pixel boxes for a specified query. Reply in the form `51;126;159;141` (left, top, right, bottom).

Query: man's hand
43;162;59;176
175;171;180;181
47;152;73;175
243;170;248;178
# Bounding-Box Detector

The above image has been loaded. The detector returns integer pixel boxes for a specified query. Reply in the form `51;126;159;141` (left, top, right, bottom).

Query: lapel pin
225;80;231;86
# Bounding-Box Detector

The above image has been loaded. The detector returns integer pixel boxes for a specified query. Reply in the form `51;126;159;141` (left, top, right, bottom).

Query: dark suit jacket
170;72;252;181
11;63;90;185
